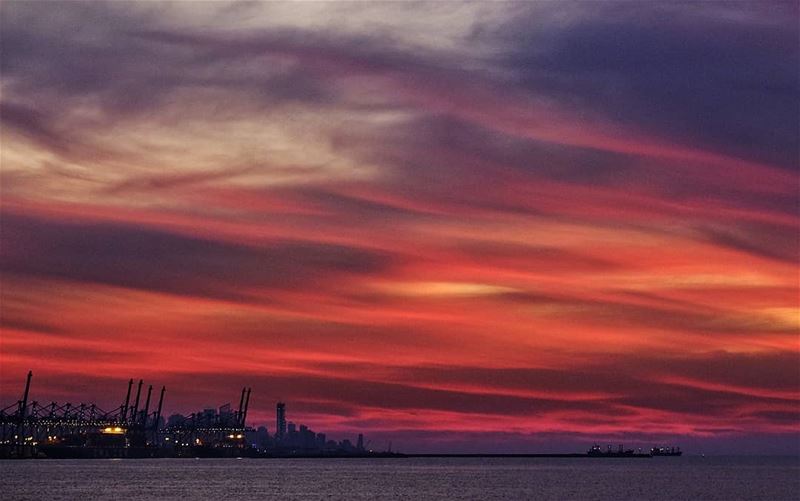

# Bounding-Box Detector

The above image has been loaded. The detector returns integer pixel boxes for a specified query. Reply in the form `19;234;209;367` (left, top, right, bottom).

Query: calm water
1;456;798;500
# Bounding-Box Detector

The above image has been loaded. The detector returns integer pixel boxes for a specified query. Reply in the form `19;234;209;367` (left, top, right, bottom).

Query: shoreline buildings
1;372;374;459
248;402;366;456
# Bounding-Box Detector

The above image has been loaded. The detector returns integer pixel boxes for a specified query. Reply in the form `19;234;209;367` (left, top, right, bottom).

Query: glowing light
379;281;516;297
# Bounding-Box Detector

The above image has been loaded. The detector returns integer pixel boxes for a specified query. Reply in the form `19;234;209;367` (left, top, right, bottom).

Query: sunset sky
1;1;798;454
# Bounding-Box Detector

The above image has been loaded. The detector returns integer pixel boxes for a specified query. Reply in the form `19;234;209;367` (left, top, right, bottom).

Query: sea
1;456;798;500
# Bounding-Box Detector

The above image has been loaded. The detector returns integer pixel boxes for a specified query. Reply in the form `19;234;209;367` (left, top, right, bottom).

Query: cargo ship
587;444;650;458
650;446;682;456
585;444;684;458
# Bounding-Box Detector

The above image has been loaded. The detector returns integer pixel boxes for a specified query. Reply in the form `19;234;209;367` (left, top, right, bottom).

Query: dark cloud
617;351;800;393
500;291;797;336
1;2;174;108
105;165;262;194
453;241;621;272
4;1;797;177
381;115;643;186
162;354;798;422
701;223;800;264
4;1;796;214
0;211;393;301
228;351;800;423
0;101;71;154
191;315;470;356
6;344;143;368
0;317;66;336
491;2;800;169
285;187;438;222
612;383;792;416
0;1;338;146
332;112;796;237
745;410;800;423
164;371;625;418
16;339;796;425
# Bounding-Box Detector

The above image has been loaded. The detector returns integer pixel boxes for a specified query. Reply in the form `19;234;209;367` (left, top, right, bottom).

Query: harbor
2;371;681;460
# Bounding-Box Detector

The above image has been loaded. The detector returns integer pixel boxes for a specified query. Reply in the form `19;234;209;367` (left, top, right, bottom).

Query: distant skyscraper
357;433;364;451
276;402;286;441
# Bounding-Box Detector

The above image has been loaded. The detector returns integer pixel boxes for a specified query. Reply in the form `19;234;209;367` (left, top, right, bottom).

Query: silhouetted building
166;414;184;428
276;402;286;441
247;426;270;450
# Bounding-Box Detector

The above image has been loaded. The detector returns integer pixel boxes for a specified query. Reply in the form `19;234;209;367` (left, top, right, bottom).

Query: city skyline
0;371;675;456
1;1;798;455
0;370;378;458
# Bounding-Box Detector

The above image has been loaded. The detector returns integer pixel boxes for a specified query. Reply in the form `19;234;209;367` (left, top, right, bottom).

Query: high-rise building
276;402;286;441
357;433;364;451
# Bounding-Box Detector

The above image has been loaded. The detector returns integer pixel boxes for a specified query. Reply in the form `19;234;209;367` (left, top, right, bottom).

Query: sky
0;1;798;454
